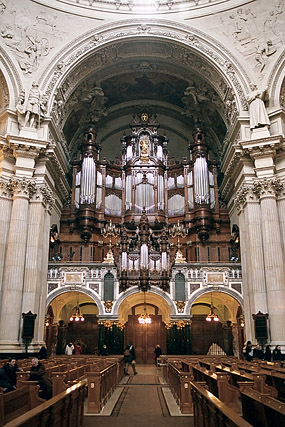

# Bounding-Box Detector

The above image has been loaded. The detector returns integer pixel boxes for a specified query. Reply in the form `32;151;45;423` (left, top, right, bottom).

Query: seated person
0;358;23;393
28;358;53;400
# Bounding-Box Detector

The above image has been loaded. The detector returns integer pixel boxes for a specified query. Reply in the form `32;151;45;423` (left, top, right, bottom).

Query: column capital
10;177;36;199
30;183;55;212
253;178;283;199
233;183;258;213
0;179;13;199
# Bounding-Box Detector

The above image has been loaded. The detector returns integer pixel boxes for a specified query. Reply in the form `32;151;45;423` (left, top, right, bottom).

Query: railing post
180;374;193;414
87;372;101;413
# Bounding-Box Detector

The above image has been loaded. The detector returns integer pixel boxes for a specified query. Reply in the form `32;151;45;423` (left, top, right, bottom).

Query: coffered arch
40;20;252;165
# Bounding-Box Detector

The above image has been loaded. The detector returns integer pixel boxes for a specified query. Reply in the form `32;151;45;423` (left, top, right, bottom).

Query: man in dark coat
0;358;22;392
28;358;53;400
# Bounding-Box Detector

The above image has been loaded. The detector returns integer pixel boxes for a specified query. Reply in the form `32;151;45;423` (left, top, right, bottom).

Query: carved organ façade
54;113;235;291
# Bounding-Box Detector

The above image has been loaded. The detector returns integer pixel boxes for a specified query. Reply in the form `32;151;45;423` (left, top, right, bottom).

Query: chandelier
205;292;219;322
70;293;85;322
138;292;152;325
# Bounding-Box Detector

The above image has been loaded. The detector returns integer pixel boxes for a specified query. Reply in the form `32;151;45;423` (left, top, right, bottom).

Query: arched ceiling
56;38;235;163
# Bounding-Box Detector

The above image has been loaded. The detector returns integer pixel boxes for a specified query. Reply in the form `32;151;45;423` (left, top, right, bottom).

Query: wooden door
125;314;165;363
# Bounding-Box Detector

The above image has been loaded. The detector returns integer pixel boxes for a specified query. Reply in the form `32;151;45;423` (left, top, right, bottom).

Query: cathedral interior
0;0;284;359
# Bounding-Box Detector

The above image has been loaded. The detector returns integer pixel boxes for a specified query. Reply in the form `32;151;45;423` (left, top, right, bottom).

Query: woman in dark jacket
245;341;253;362
264;345;272;362
273;345;282;361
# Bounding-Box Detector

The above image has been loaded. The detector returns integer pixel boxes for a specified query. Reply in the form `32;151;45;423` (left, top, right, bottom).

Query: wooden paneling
125;315;165;363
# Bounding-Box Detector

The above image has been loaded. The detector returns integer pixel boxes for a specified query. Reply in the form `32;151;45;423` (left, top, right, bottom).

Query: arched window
175;273;185;301
104;272;114;301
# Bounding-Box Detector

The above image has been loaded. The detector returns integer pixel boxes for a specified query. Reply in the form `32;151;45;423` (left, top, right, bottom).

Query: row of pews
0;355;125;426
159;355;285;426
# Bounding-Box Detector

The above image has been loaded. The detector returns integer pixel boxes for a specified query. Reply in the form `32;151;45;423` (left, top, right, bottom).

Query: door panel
125;314;165;363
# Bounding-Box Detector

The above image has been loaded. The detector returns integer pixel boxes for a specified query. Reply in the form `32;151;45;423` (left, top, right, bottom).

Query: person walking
124;343;137;376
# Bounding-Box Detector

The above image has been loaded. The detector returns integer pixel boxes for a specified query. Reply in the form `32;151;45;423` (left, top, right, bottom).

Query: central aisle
83;365;194;427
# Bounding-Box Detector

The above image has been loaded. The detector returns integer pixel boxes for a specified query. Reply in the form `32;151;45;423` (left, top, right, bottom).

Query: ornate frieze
0;3;63;75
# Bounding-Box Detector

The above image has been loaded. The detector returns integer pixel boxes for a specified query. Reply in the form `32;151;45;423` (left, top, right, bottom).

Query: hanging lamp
206;292;219;322
138;292;152;324
70;293;85;322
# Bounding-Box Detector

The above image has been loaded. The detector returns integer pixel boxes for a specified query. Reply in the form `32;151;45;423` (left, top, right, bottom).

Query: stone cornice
7;135;48;155
240;135;283;159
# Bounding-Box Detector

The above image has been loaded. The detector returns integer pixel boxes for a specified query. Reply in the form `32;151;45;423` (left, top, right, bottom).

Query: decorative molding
0;179;13;199
104;300;113;313
175;300;185;313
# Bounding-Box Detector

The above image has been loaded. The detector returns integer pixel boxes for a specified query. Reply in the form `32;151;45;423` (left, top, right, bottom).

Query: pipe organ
54;113;235;291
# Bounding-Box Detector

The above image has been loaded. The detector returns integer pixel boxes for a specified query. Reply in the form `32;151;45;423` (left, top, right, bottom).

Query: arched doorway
190;291;244;356
46;291;99;355
119;292;170;363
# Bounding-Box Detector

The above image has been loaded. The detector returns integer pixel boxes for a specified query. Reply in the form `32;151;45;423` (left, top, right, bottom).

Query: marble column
255;178;285;345
234;183;267;343
0;178;34;351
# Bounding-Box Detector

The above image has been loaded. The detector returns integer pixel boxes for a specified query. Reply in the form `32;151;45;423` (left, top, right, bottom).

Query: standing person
245;340;253;361
253;344;264;360
39;345;48;359
264;345;272;361
99;344;108;356
65;341;74;355
74;342;82;355
154;344;162;366
28;358;53;400
273;345;282;361
124;343;137;376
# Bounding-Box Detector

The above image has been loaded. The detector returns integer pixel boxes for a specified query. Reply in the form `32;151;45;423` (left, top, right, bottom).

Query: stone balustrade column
234;183;267;343
0;178;35;351
254;178;285;344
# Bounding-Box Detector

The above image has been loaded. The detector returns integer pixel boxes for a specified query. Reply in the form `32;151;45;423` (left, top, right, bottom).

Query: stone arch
267;50;285;108
0;46;22;109
46;285;105;315
39;19;251;118
112;286;177;317
185;286;244;316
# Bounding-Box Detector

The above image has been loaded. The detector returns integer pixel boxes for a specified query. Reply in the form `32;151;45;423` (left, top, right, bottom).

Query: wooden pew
190;381;252;427
240;387;285;427
0;384;44;426
3;381;86;427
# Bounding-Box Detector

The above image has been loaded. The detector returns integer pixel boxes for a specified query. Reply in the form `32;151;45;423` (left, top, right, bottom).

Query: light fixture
138;292;152;324
69;293;85;322
206;292;219;322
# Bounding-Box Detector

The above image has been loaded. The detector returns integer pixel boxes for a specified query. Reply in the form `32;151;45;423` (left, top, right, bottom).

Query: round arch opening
190;291;244;357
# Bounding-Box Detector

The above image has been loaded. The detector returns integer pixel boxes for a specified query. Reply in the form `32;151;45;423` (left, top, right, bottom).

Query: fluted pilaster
254;178;285;343
0;178;35;351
